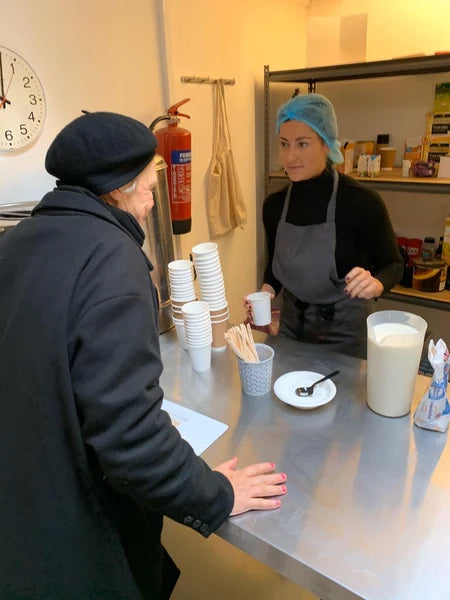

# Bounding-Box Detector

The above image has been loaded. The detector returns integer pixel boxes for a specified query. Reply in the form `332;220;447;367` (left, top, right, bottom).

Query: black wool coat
0;186;233;599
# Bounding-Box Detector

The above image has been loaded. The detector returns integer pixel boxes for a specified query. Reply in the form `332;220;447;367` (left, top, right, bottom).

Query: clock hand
0;61;15;109
5;61;15;97
0;51;5;99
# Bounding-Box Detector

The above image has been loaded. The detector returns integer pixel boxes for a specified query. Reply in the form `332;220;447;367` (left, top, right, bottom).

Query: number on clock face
0;46;46;151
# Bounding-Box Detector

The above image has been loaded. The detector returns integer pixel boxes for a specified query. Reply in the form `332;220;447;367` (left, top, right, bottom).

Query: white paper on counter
162;399;228;456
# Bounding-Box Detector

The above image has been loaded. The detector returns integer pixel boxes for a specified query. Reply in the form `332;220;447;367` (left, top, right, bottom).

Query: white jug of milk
367;311;427;417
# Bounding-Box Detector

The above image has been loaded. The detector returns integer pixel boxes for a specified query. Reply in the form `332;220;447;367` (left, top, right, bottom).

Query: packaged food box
367;154;381;177
357;154;369;176
353;140;375;167
426;112;450;137
404;136;423;167
433;82;450;112
423;136;450;163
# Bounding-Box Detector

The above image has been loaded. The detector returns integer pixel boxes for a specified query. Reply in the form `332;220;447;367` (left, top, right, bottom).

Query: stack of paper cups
191;242;229;351
182;301;212;372
168;260;197;350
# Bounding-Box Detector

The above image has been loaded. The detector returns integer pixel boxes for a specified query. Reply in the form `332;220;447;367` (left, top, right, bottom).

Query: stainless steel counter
159;331;450;600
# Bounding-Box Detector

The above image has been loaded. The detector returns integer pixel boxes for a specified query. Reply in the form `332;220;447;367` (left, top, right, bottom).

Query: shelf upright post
264;65;270;199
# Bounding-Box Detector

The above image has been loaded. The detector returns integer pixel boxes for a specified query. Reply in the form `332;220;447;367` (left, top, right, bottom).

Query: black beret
45;112;157;195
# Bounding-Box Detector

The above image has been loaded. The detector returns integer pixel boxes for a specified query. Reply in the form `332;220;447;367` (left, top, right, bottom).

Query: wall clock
0;46;46;151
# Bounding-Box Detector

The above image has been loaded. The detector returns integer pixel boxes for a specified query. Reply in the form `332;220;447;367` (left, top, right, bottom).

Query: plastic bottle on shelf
436;236;444;259
421;237;436;260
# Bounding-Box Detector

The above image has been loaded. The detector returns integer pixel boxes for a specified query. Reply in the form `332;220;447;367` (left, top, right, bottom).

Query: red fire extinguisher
150;98;192;235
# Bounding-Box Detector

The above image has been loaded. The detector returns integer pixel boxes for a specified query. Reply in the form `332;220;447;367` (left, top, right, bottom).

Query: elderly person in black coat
0;112;286;599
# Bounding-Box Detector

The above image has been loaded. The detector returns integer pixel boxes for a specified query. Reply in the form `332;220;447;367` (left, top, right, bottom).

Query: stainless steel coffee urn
141;153;175;333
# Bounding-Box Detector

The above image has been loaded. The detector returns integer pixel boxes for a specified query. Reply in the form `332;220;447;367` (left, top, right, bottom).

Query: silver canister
141;154;175;333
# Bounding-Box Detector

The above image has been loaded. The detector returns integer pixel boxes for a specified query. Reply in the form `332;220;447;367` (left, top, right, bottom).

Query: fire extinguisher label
170;150;191;204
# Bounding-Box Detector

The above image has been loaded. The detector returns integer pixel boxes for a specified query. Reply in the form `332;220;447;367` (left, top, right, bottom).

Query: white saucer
273;371;337;409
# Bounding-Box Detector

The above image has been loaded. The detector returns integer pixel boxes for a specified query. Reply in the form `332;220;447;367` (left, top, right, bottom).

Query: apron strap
325;167;339;224
279;183;292;223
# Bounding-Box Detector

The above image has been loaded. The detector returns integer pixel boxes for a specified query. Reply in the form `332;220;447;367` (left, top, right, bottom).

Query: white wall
309;0;450;60
163;0;308;321
1;0;164;205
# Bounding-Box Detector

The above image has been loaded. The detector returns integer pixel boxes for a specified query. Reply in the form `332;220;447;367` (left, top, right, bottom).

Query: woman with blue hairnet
246;93;403;358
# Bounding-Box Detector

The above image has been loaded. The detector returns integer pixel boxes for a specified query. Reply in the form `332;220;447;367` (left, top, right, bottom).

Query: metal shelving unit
263;55;450;310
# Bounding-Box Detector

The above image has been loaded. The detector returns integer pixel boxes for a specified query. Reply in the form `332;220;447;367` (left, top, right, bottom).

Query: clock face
0;46;46;151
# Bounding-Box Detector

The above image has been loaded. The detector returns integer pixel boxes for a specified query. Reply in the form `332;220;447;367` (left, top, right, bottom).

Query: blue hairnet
276;93;344;164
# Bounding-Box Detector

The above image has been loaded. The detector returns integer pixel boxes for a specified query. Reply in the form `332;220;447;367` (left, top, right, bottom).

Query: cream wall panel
1;0;163;205
308;0;450;60
164;0;308;323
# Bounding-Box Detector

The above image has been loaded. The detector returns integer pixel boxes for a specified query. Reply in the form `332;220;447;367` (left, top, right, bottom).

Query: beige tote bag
207;80;247;238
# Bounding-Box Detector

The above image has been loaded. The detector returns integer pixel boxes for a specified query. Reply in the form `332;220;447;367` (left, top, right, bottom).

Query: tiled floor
163;519;317;599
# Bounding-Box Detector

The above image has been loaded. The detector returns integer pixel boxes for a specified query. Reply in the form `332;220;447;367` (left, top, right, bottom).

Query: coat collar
33;185;153;270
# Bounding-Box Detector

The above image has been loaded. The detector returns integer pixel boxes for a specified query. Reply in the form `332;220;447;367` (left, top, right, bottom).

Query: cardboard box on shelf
425;112;450;137
336;139;355;174
404;136;423;167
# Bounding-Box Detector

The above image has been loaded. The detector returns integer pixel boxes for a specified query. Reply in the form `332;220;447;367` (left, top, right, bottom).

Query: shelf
352;168;450;193
385;285;450;311
269;169;450;193
267;54;450;84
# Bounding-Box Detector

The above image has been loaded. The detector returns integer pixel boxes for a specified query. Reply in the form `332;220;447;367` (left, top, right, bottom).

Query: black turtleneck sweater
263;168;403;296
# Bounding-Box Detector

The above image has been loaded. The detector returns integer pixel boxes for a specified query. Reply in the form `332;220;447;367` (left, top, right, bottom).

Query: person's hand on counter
214;456;287;516
344;267;384;300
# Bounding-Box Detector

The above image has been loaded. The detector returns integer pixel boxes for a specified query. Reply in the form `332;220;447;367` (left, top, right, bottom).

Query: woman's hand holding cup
243;284;275;326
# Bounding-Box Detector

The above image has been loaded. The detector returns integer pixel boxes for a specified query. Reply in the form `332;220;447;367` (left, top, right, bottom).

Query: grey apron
272;168;371;358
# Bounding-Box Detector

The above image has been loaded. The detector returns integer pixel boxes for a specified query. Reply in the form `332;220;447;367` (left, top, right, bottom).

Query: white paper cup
247;292;272;326
199;283;225;293
174;321;189;350
211;319;228;350
170;293;197;302
200;292;226;301
170;286;196;294
186;336;213;348
169;276;195;286
198;273;224;283
168;259;194;271
193;253;220;263
182;301;210;316
192;242;218;256
206;300;229;311
194;255;222;271
188;344;212;372
210;311;229;322
185;324;212;335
